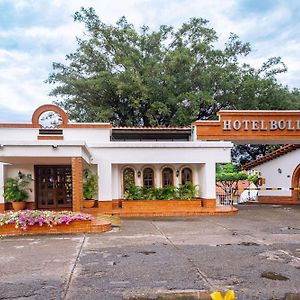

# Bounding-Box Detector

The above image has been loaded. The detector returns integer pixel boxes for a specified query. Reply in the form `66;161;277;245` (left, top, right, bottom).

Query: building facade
0;104;232;212
242;145;300;204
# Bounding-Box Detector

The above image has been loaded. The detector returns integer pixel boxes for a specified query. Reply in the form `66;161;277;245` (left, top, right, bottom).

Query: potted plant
83;170;98;208
3;172;33;211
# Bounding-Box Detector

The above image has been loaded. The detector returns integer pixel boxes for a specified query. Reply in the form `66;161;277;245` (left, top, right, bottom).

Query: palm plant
3;173;33;202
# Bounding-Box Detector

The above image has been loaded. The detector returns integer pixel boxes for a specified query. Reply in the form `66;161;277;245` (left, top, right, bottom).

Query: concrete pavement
1;205;300;299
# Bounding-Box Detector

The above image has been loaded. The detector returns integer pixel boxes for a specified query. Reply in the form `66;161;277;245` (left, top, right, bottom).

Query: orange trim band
37;135;64;140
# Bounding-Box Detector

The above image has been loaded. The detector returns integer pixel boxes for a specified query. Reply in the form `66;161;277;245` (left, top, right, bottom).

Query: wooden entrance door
35;166;72;209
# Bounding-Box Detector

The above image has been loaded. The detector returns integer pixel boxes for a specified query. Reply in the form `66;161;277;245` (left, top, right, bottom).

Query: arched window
123;168;135;192
162;167;174;187
181;167;193;185
143;168;154;188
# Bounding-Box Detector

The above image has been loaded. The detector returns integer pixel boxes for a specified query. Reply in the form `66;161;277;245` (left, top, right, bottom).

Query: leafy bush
3;173;33;202
83;169;98;199
177;182;197;200
124;183;197;200
0;210;93;231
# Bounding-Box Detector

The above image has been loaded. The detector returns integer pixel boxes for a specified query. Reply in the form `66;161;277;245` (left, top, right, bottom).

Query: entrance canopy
194;110;300;144
0;141;92;164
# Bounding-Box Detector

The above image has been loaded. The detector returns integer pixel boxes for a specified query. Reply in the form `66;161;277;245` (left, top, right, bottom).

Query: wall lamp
176;169;180;177
277;168;282;174
137;170;141;178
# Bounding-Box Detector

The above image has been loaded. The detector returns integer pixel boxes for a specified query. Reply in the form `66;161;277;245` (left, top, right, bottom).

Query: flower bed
0;210;93;231
0;210;112;236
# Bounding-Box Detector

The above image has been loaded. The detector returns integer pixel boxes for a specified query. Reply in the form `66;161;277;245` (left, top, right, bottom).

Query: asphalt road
1;205;300;300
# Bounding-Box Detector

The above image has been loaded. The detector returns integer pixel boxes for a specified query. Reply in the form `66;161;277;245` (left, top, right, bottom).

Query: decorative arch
142;166;155;188
31;104;69;128
161;166;174;187
122;166;136;194
291;163;300;201
180;166;193;185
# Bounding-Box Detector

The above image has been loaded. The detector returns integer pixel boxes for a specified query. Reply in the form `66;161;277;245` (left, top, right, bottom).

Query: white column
193;165;200;197
136;165;143;187
199;162;216;199
174;168;180;187
98;162;112;201
155;167;161;187
0;163;4;204
111;165;120;199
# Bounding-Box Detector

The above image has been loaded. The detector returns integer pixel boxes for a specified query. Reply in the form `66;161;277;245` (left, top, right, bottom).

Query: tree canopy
216;163;258;197
47;7;300;164
47;7;300;127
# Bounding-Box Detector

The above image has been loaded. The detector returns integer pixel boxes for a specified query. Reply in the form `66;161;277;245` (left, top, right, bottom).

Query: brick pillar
72;157;83;212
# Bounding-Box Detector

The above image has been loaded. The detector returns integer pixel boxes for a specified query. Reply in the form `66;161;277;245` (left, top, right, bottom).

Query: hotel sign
223;119;300;131
193;110;300;143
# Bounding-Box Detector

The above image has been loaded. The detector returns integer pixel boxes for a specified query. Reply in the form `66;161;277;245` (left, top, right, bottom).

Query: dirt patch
126;290;212;300
138;251;157;255
261;271;289;281
238;242;259;246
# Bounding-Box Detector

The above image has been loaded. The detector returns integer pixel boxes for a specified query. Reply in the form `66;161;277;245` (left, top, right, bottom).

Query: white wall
251;148;300;197
0;128;232;202
90;142;231;164
118;163;197;192
108;163;216;200
0;128;38;140
0;127;111;143
63;128;111;143
89;141;230;201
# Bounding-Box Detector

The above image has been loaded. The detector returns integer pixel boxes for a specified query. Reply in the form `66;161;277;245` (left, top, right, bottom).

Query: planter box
0;220;112;237
122;199;202;211
202;199;217;208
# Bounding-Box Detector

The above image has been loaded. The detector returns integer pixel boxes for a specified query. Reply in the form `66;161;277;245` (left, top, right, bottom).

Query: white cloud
0;0;300;122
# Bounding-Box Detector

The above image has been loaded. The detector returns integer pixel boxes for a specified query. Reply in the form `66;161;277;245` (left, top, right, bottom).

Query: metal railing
216;186;259;206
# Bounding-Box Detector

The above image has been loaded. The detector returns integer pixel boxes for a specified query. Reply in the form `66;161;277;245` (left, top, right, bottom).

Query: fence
216;186;237;206
216;186;300;206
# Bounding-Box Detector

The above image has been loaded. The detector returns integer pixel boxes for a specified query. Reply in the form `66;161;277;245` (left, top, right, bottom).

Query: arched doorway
162;167;174;187
292;164;300;201
181;167;193;185
123;167;135;194
143;167;154;188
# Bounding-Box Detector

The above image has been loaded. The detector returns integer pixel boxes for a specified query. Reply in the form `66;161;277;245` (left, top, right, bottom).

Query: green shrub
124;183;197;200
177;181;197;200
83;169;98;199
3;173;33;202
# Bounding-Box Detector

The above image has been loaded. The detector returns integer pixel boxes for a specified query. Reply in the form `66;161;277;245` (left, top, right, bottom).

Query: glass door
35;166;72;209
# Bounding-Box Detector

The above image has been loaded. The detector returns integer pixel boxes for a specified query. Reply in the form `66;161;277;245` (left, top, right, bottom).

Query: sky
1;0;300;122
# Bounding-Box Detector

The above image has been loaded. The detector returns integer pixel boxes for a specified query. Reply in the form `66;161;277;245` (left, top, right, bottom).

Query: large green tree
47;7;300;164
47;7;299;126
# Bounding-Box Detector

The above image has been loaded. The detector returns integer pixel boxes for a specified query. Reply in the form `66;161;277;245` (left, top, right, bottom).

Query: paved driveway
1;205;300;299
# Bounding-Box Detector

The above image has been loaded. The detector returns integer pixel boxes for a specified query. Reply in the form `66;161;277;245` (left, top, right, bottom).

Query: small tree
216;163;258;204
